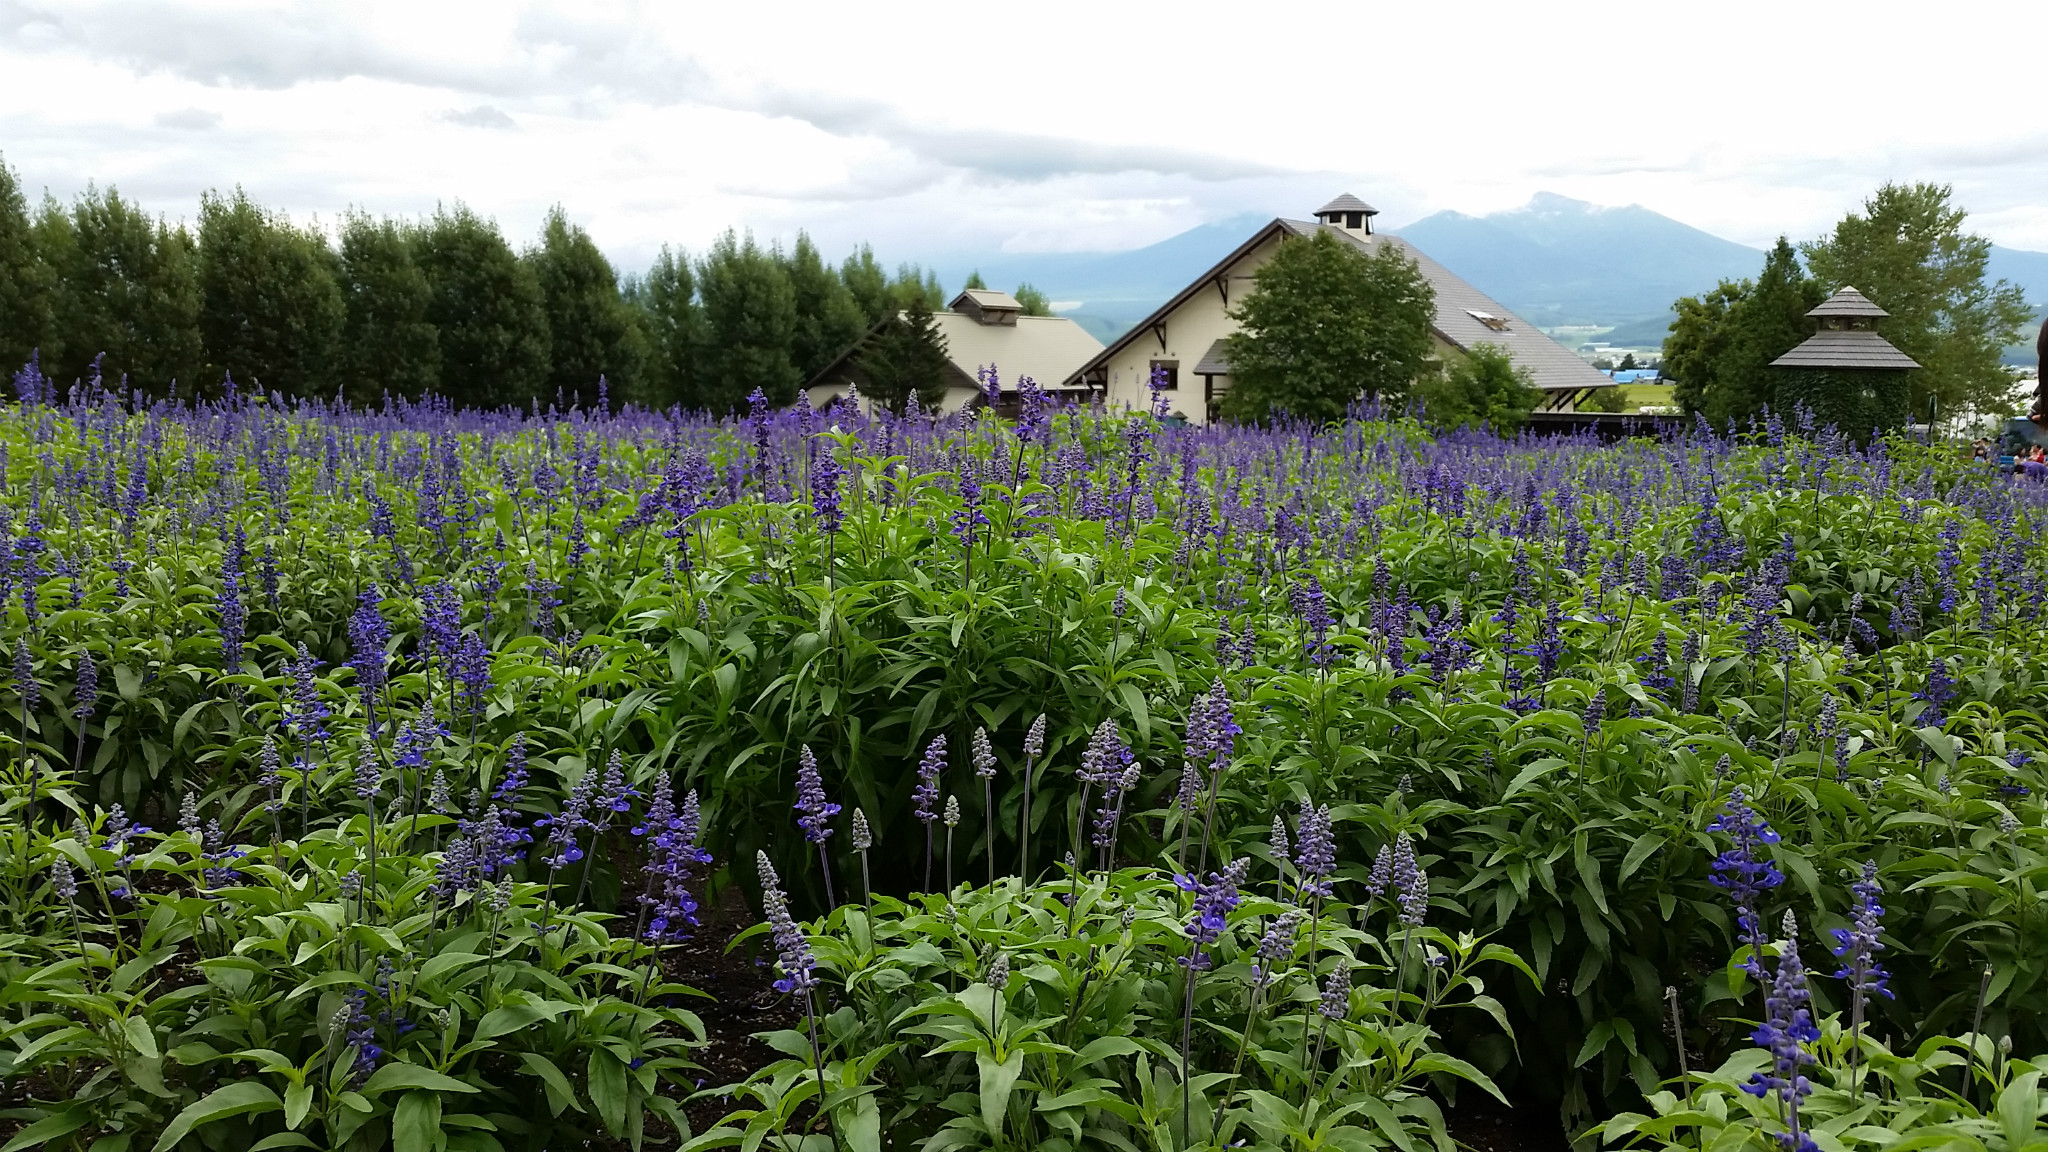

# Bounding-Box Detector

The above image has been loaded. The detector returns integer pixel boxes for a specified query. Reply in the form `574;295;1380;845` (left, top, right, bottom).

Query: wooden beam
1150;321;1168;352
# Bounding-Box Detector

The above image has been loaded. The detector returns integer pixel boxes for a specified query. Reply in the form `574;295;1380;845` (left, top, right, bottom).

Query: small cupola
1314;193;1378;235
950;289;1022;326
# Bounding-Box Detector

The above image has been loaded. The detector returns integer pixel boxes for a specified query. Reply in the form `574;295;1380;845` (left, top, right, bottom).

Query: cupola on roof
1316;193;1378;216
1806;286;1889;318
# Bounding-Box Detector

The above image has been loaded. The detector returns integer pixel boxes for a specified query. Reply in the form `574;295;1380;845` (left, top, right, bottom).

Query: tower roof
1316;193;1378;217
1808;286;1889;319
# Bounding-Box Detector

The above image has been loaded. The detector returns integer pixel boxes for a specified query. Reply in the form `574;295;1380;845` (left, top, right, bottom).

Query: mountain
935;194;2048;356
1390;192;1764;329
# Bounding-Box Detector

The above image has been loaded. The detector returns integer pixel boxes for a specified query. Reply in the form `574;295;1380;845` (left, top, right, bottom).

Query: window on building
1465;309;1510;332
1149;360;1179;390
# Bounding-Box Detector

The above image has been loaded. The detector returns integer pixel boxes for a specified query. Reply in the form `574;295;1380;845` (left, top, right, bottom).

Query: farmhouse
804;289;1103;414
1064;195;1617;423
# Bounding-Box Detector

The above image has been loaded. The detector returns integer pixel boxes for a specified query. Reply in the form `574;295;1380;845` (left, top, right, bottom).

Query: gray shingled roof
1194;339;1231;376
1769;330;1921;370
1287;220;1615;393
1807;286;1889;318
1317;193;1378;216
954;288;1023;312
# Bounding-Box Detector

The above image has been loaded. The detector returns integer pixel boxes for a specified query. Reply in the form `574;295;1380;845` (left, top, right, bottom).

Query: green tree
781;233;867;382
856;293;951;415
1802;182;2030;417
414;204;550;409
336;212;440;401
1581;384;1631;413
1415;343;1542;431
526;206;642;410
962;270;987;290
35;186;203;394
1665;238;1822;426
841;245;893;326
1013;283;1052;317
1618;352;1637;371
0;155;55;377
627;245;701;410
196;189;345;398
695;231;799;412
1220;230;1436;424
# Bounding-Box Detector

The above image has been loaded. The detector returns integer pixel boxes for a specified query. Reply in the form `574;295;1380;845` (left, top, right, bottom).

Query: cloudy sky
4;0;2045;273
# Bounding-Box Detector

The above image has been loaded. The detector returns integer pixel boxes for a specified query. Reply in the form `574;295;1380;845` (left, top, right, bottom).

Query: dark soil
660;882;798;1137
1444;1090;1575;1152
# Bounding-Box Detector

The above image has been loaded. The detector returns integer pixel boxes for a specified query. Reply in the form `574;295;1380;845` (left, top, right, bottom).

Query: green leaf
392;1091;443;1152
361;1062;481;1096
1500;758;1565;802
2;1111;89;1152
284;1080;313;1130
121;1016;159;1060
473;1000;574;1042
518;1052;583;1116
588;1047;630;1135
150;1082;284;1152
976;1049;1026;1136
1619;834;1664;883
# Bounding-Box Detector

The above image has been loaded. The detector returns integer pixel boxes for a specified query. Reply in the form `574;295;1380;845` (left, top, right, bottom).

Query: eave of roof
1769;330;1921;370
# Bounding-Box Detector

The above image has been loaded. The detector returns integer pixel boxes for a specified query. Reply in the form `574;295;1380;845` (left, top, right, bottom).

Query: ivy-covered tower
1769;286;1919;436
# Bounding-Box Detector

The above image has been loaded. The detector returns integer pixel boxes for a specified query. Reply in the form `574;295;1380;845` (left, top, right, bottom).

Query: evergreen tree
35;186;203;395
1013;283;1052;317
0;155;55;377
414;204;550;409
196;189;345;398
336;212;440;401
1665;238;1823;425
782;233;867;381
841;244;893;326
856;293;951;415
628;245;702;410
962;270;987;290
1221;231;1436;424
1802;182;2031;417
695;231;799;412
526;206;642;410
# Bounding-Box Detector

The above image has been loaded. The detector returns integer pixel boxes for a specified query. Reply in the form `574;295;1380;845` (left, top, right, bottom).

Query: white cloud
1;0;2043;268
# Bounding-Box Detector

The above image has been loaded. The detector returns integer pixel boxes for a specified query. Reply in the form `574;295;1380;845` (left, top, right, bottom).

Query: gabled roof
1194;339;1231;376
1769;330;1920;371
1062;217;1613;393
1807;286;1888;318
805;310;1103;395
953;288;1022;312
1318;193;1378;216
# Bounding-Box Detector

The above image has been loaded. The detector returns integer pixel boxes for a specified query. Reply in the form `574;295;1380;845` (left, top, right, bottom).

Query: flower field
3;366;2047;1151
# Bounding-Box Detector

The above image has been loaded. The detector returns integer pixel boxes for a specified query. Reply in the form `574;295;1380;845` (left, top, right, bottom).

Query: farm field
3;371;2048;1152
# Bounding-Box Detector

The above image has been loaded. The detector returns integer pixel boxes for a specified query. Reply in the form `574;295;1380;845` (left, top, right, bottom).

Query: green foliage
0;153;55;376
1222;231;1436;424
32;185;204;394
415;205;552;409
526;205;644;410
962;270;987;291
781;233;868;383
1665;238;1824;426
855;293;951;414
1773;367;1911;437
337;212;441;402
628;244;702;410
696;231;800;413
196;188;346;398
1012;283;1052;318
1581;385;1630;413
696;873;1521;1152
1415;343;1541;431
1803;182;2033;419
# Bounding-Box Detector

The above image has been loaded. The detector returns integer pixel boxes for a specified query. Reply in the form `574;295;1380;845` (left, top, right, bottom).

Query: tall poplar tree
628;245;702;410
36;186;203;395
196;189;345;397
336;211;440;401
782;232;867;381
1665;238;1823;425
695;231;798;412
414;204;550;409
526;206;642;410
0;155;55;377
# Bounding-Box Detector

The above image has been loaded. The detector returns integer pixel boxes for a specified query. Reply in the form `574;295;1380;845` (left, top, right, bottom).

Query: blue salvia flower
1638;632;1674;696
51;856;77;902
1391;833;1428;927
794;745;840;843
2001;750;2032;798
73;650;98;719
1292;576;1335;668
1830;861;1893;1002
757;852;817;995
1708;786;1784;975
1742;912;1821;1152
913;735;946;826
179;792;202;837
1079;717;1132;787
1582;687;1607;737
810;438;843;534
1175;856;1249;970
285;644;332;741
14;637;37;715
1250;908;1304;989
353;745;381;808
349;585;390;726
1293;802;1335;900
1318;959;1352;1020
540;767;598;869
201;819;244;888
1365;843;1392;903
595;749;636;815
216;555;246;668
1914;657;1953;729
258;737;283;814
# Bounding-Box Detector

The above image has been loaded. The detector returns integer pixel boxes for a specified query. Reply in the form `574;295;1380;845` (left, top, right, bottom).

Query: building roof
1807;286;1888;318
1194;339;1231;376
1317;193;1378;216
1062;216;1613;393
1769;330;1921;371
804;309;1103;395
953;288;1023;312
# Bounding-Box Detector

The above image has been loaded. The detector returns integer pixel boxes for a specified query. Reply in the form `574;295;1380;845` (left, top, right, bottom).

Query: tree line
1664;182;2033;429
0;154;1002;412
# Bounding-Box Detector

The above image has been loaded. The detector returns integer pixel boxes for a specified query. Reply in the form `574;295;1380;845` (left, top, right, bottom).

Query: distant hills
939;194;2047;363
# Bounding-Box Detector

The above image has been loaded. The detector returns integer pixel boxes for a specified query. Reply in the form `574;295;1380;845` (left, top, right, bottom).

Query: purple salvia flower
795;745;840;843
1294;802;1336;900
1318;959;1351;1020
14;638;37;715
1708;786;1784;976
913;735;946;825
972;728;997;780
1830;860;1893;1003
1250;908;1303;989
757;852;817;995
1175;856;1249;970
73;651;98;719
1741;912;1821;1152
